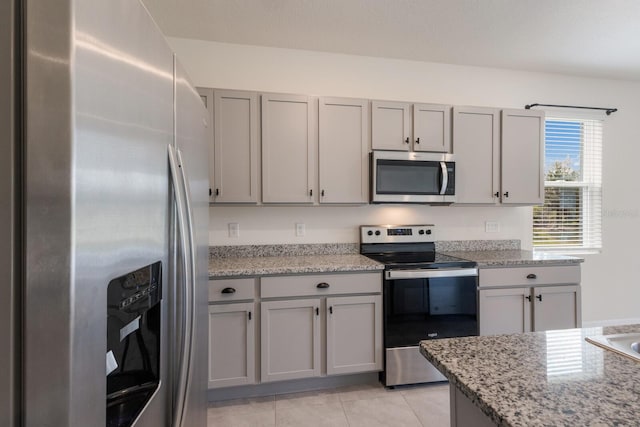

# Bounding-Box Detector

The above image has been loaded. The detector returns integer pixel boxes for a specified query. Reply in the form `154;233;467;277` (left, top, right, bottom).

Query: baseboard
581;318;640;328
207;372;380;402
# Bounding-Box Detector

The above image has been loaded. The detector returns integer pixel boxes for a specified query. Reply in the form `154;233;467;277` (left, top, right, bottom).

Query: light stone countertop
443;249;584;267
209;254;384;278
420;324;640;427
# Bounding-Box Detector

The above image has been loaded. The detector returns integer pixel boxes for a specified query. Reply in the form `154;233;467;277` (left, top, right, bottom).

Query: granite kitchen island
420;324;640;426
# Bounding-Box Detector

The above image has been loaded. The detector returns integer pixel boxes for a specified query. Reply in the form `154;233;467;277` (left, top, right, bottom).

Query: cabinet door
501;109;544;205
261;299;321;382
318;97;369;204
208;303;255;388
479;288;531;335
371;101;411;151
452;106;500;204
413;103;451;153
196;87;215;202
212;90;259;203
261;94;315;203
326;295;382;375
533;285;581;332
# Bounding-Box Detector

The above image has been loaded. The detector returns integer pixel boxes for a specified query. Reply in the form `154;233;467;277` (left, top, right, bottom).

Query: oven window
384;276;477;348
376;160;440;195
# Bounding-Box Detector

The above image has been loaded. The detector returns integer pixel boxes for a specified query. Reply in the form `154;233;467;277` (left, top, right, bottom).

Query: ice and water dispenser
106;262;162;427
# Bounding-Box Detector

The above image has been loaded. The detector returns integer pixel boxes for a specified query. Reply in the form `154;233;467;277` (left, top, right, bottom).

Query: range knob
367;230;373;236
426;229;432;235
375;230;381;236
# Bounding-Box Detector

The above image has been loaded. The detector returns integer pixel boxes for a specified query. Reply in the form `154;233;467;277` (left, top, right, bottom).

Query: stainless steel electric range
360;225;478;387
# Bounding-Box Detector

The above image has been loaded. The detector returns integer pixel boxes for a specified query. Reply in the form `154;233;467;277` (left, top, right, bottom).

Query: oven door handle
385;268;478;280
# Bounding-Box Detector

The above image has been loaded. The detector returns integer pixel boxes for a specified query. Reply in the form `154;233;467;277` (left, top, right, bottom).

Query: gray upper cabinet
261;93;315;203
501;109;544;205
371;101;411;151
453;106;501;204
372;101;451;152
318;97;369;204
196;87;215;202
453;107;543;205
212;89;259;203
413;103;452;153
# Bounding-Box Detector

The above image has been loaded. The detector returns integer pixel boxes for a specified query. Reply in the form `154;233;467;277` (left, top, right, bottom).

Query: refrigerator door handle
168;145;193;427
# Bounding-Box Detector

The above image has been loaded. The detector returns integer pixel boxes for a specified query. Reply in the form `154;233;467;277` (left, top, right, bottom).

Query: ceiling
142;0;640;81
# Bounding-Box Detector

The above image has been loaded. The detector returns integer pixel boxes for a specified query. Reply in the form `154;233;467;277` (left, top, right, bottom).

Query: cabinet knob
221;287;236;294
503;191;509;198
316;282;330;289
248;311;252;320
526;274;537;279
215;188;220;196
309;189;313;196
329;306;333;314
404;137;410;144
536;294;543;302
415;137;420;144
321;189;325;197
315;307;320;316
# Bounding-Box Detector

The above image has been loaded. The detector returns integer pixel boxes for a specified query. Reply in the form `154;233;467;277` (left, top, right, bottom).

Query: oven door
383;268;478;348
371;151;455;204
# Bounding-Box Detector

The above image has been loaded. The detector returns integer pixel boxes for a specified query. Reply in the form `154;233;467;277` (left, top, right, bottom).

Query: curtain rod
525;103;618;115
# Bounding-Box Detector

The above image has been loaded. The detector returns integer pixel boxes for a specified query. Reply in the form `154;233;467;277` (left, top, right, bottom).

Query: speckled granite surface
210;243;358;259
420;324;640;427
209;254;384;278
442;250;583;267
435;240;520;252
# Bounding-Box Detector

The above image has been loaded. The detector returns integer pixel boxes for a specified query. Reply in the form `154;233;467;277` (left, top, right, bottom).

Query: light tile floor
208;382;449;427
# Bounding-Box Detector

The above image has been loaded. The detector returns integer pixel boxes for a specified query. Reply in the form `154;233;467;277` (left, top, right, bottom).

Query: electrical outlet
485;221;500;233
295;223;305;237
228;222;239;238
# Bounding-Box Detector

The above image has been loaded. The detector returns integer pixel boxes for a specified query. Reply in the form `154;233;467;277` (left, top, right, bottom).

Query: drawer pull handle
316;282;330;289
526;274;537;279
248;311;252;320
536;294;543;302
221;287;236;294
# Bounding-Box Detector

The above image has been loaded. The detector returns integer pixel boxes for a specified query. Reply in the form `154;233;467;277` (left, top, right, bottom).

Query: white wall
169;38;640;325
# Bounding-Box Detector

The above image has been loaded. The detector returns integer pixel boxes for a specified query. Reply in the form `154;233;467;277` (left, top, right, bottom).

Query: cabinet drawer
208;278;256;302
480;265;580;288
261;272;382;298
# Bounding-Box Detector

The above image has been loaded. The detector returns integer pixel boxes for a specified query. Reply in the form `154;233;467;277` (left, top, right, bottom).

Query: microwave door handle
439;161;448;195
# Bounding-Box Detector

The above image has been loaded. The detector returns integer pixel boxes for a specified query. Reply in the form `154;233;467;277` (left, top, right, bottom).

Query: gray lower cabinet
479;265;581;335
208;302;256;388
260;298;321;382
326;295;382;375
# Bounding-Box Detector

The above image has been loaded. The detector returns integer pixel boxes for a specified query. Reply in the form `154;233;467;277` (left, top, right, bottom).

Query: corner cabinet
372;101;451;152
453;107;544;205
261;93;315;203
479;265;581;335
318;97;369;204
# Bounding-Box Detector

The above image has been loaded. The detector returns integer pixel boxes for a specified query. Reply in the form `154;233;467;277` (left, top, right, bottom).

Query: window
533;117;602;252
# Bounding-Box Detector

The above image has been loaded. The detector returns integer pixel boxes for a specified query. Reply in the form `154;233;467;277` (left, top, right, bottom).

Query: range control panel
360;225;435;244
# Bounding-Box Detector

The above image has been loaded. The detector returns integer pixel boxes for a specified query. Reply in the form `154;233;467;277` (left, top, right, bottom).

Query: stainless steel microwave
371;150;455;204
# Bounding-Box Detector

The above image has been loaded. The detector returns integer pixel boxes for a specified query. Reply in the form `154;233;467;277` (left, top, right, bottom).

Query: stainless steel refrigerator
1;0;209;425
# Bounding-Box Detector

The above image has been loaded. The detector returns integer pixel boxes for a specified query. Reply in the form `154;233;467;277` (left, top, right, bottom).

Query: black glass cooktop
362;251;476;270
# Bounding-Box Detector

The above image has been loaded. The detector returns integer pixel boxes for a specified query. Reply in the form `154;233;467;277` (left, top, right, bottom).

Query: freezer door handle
168;145;195;427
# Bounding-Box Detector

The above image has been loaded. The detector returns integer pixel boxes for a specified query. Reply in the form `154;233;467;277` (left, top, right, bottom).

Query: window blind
533;117;603;251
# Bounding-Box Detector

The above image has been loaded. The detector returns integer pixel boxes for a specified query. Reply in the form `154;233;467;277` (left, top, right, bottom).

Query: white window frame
533;113;603;254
